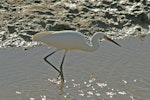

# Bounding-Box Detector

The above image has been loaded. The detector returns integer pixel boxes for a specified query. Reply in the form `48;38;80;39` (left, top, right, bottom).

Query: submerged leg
44;49;63;78
59;50;67;82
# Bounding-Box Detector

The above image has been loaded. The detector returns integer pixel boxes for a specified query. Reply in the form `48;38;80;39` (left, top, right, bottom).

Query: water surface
0;36;150;100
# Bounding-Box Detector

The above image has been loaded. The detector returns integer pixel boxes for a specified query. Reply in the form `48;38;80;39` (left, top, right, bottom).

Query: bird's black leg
44;49;63;79
59;50;67;82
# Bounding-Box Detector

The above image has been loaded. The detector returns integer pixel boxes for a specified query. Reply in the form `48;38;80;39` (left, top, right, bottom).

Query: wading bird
32;30;121;82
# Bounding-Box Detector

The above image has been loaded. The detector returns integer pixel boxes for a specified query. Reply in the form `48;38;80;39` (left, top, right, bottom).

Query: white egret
32;30;121;82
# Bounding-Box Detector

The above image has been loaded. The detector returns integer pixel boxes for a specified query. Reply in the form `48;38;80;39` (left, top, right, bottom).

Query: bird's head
97;32;121;47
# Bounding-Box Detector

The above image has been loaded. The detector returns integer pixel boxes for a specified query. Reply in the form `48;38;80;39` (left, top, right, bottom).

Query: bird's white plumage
32;30;107;51
32;30;121;82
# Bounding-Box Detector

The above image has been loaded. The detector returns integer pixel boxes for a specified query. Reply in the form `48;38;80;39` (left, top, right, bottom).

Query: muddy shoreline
0;0;150;48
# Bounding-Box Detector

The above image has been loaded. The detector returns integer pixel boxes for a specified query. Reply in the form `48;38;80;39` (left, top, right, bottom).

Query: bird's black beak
104;36;121;47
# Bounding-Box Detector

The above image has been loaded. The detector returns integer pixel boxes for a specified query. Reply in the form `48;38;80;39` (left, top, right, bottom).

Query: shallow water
0;36;150;100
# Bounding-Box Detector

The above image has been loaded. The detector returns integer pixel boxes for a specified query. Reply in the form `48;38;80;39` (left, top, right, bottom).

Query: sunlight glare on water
13;74;135;100
33;74;134;100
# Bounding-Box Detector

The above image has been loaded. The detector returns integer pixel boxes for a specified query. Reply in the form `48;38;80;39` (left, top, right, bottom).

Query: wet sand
0;36;150;100
0;0;150;48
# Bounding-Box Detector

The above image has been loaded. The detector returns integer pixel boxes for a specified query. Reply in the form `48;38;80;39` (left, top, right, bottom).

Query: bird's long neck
84;33;100;52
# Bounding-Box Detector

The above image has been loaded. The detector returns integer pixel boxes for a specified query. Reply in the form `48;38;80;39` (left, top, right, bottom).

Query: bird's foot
57;74;64;83
57;74;61;80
